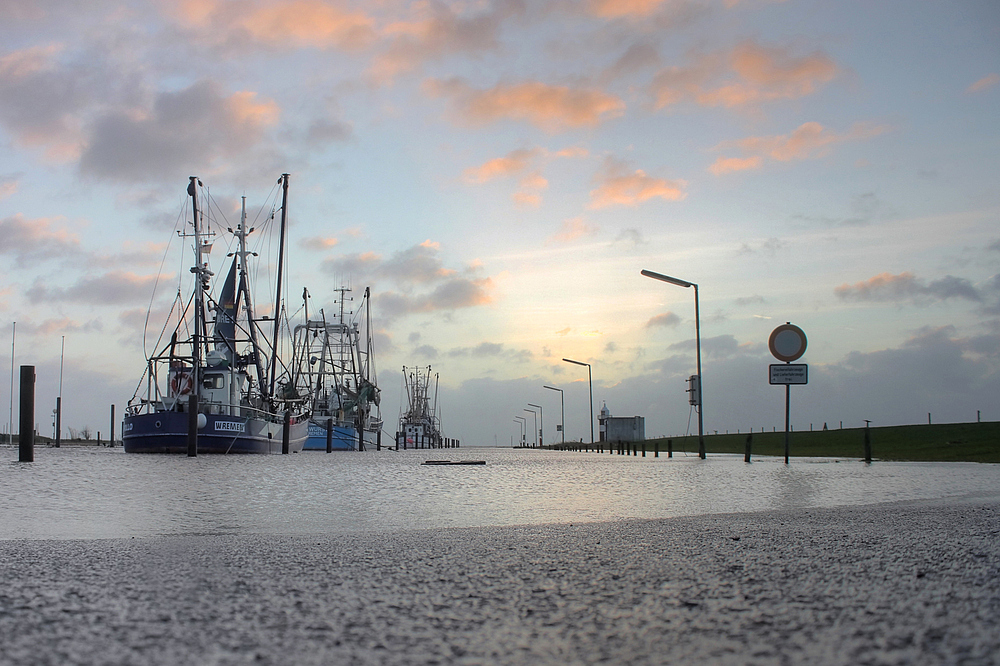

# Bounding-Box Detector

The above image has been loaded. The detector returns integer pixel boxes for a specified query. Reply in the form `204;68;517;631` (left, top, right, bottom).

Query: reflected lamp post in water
527;402;543;448
641;269;705;459
523;407;538;447
543;385;565;445
513;416;526;448
562;358;594;445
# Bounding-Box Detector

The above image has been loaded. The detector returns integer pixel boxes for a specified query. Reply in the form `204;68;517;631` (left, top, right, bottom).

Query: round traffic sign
769;323;807;362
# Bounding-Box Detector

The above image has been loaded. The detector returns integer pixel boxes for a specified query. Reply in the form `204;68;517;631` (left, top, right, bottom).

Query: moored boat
292;286;382;451
123;175;309;454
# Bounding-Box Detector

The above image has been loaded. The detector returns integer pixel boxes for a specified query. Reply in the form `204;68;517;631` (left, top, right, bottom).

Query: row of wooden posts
549;429;874;464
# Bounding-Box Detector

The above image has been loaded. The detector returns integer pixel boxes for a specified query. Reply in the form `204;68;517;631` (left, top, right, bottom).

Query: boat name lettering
215;421;245;433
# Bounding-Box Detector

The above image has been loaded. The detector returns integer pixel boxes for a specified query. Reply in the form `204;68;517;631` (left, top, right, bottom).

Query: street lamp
641;269;705;459
523;407;538;447
513;416;526;448
562;358;594;444
543;385;565;444
527;403;543;448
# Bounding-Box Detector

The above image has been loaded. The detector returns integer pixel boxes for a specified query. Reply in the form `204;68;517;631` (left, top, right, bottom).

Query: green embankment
643;421;1000;462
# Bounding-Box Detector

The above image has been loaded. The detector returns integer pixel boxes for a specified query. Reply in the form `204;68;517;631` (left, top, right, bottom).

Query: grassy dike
643;421;1000;463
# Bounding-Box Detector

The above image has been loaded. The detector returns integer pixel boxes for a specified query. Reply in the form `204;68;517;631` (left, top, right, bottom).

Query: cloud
26;271;160;305
0;173;20;200
0;213;82;266
586;0;671;18
834;271;983;305
710;121;889;174
321;241;496;319
300;236;339;251
79;80;279;182
967;73;999;93
550;217;599;243
446;341;532;362
370;1;521;82
734;294;765;306
0;45;88;160
650;40;837;110
413;344;439;359
463;148;541;183
305;118;352;144
615;228;646;246
589;158;686;208
646;311;681;328
174;0;376;52
425;78;625;132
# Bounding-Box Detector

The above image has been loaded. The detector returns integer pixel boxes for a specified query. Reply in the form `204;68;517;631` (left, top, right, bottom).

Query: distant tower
599;402;611;442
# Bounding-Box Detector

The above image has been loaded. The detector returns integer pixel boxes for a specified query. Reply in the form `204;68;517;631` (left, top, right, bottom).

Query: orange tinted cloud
651;40;837;110
426;78;625;132
512;192;542;208
176;0;375;51
710;121;889;174
708;155;762;174
967;73;999;93
550;217;599;243
463;148;540;183
587;0;669;18
590;165;686;208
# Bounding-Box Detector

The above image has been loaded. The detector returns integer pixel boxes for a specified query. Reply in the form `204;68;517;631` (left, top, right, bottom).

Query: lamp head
641;269;693;288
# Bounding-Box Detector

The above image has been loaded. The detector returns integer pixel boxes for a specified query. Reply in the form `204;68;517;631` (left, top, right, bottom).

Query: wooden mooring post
18;366;34;462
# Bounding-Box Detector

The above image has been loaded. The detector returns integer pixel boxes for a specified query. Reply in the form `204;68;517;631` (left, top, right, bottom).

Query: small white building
598;402;645;443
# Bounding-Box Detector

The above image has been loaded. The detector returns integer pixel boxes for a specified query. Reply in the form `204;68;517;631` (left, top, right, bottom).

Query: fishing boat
123;174;309;454
395;365;444;449
292;286;382;451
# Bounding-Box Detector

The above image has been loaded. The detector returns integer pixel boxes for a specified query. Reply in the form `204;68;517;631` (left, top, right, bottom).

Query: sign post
768;323;807;464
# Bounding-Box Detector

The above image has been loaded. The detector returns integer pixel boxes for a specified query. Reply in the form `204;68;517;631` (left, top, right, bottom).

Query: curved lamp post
562;358;593;444
641;269;705;459
543;385;564;444
527;403;543;448
513;416;526;448
523;407;538;447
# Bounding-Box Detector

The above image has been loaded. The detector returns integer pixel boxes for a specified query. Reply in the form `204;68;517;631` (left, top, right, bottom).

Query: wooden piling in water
18;366;34;462
744;433;752;463
667;439;673;458
326;418;333;453
187;393;198;457
281;410;290;454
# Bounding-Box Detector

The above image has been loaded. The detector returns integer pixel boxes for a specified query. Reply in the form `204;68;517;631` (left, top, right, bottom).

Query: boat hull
123;411;308;454
303;421;380;451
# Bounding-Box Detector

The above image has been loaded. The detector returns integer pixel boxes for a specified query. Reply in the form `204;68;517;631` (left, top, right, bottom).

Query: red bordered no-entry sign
769;323;807;362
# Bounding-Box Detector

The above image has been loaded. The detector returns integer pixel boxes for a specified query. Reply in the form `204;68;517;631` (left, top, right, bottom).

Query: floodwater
2;446;999;540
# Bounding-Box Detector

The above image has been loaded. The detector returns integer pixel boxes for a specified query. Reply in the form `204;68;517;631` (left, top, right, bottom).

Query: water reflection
2;446;999;540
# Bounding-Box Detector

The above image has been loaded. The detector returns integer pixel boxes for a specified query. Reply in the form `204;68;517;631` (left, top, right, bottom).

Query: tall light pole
527;403;543;448
514;416;526;447
523;407;538;447
543;385;564;444
55;335;64;448
641;269;705;459
562;358;593;444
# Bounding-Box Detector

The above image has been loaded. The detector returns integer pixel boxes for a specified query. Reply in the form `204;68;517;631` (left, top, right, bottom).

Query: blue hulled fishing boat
123;175;309;454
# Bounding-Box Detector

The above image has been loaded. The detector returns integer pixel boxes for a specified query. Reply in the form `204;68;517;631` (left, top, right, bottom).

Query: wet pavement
1;498;998;665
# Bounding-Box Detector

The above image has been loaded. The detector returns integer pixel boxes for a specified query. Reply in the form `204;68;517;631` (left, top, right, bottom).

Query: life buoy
170;371;193;396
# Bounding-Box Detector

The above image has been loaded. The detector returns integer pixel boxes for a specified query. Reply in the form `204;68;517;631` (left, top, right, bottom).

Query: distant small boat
396;366;445;449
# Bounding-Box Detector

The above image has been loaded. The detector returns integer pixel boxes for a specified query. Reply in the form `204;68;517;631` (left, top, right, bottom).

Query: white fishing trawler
292;286;382;450
395;365;444;449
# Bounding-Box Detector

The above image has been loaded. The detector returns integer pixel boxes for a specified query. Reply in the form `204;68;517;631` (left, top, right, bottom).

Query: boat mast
268;173;290;402
234;196;268;395
188;176;209;398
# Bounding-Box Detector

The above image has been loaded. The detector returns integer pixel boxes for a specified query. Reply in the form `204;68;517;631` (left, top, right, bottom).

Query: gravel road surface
2;498;998;665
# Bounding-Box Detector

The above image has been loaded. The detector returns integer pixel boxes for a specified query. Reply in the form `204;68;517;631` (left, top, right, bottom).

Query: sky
1;0;999;447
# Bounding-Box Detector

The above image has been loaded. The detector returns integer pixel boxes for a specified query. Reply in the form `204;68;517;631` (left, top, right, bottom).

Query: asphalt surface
1;498;998;665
